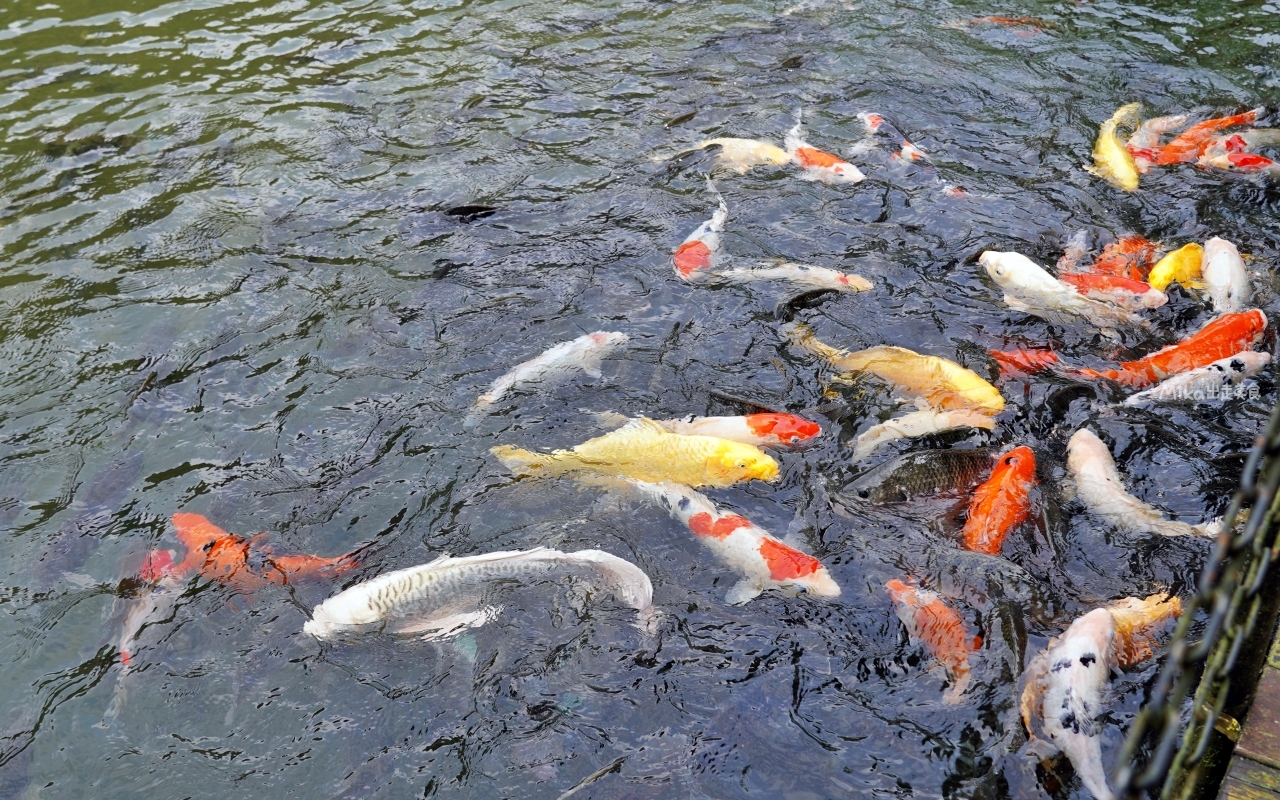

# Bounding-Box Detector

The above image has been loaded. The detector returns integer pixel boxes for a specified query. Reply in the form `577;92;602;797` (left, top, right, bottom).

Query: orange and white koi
1057;273;1168;311
632;480;840;604
1076;309;1268;387
856;112;928;163
673;179;728;280
786;109;865;184
1154;107;1263;165
1066;429;1220;537
1199;128;1280;174
989;348;1060;379
885;578;981;703
594;411;821;449
979;251;1150;335
715;261;873;293
851;407;997;462
1087;235;1161;281
1125;113;1190;173
962;445;1036;555
1202;236;1251;313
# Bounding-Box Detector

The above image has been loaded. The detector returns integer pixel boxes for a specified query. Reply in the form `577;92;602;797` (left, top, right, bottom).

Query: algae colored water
1;0;1279;797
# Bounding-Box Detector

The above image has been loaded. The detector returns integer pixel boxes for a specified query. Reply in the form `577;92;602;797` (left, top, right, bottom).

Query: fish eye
855;488;871;500
738;463;747;469
790;435;801;443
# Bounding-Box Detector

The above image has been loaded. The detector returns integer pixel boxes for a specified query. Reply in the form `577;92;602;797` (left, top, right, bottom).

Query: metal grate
1114;398;1280;799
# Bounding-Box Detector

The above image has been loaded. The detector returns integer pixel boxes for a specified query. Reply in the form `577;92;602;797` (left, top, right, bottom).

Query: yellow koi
1147;242;1205;291
1086;102;1142;191
787;324;1006;414
491;417;779;488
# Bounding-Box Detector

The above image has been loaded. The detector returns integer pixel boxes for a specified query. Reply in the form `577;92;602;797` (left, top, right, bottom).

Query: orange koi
962;446;1037;555
1077;309;1268;387
886;578;981;703
1087;234;1161;280
1154;108;1263;165
989;348;1060;379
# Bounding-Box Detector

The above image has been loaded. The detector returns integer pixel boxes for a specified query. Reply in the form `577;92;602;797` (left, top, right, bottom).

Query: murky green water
2;0;1280;796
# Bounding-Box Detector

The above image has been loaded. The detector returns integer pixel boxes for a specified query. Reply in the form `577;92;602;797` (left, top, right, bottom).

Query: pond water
1;0;1279;797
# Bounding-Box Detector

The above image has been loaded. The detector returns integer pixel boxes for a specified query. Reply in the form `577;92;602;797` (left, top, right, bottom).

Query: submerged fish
467;332;628;424
629;480;840;604
715;261;872;293
1126;113;1190;172
1146;242;1205;291
788;323;1006;413
1201;236;1251;313
961;446;1036;555
980;251;1150;334
1077;309;1268;387
1086;102;1142;191
850;407;997;463
1021;595;1182;800
1056;230;1091;273
1066;429;1218;538
674;178;728;280
834;448;994;506
169;513;360;592
492;417;779;487
886;578;981;703
989;348;1060;379
692;137;792;173
1154;107;1262;166
595;412;820;449
1086;235;1161;281
1122;351;1270;406
786;109;865;184
304;547;654;639
1057;273;1167;311
114;551;184;670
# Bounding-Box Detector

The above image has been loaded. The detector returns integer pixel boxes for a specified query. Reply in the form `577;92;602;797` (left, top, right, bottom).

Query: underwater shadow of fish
773;288;843;323
444;205;500;223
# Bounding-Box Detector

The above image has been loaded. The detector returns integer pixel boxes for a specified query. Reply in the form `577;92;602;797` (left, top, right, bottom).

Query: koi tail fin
943;670;971;705
783;322;845;363
490;445;558;476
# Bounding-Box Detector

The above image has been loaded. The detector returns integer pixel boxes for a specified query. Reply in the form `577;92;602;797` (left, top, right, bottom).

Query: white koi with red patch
594;412;822;449
1125;113;1189;173
630;480;840;604
715;261;873;293
673;178;728;280
786;109;865;184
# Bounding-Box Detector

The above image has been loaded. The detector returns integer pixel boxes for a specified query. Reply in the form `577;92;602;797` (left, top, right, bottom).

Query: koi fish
979;251;1150;335
885;578;981;703
1087;235;1161;280
491;416;779;487
1201;150;1280;175
1021;595;1182;800
1066;429;1219;538
989;348;1060;379
1125;113;1189;173
1154;107;1263;165
1086;103;1142;191
787;323;1006;413
786;109;865;184
304;547;654;639
961;446;1036;555
630;480;840;604
673;178;728;280
1057;273;1167;311
850;407;997;463
1122;351;1270;406
1146;242;1205;291
855;112;928;163
114;551;184;670
593;411;821;449
170;513;360;592
467;331;628;426
1077;309;1267;386
715;261;873;292
1201;237;1251;313
835;449;995;506
690;138;792;173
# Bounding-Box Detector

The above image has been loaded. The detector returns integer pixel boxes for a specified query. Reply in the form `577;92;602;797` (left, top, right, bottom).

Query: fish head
172;512;235;555
826;161;865;183
139;549;179;582
712;443;779;483
993;445;1037;488
978;251;1021;287
801;567;842;598
1242;309;1270;341
884;577;916;605
1228;351;1272;378
755;537;836;595
590;331;629;349
745;413;821;446
858;112;885;132
1065;429;1109;476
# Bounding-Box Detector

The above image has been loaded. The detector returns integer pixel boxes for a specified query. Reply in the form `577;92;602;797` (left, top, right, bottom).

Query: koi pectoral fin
725;579;764;605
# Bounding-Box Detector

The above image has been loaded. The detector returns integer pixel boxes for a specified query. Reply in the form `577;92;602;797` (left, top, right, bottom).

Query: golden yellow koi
491;417;779;488
1147;242;1205;291
787;324;1005;414
1086;102;1142;191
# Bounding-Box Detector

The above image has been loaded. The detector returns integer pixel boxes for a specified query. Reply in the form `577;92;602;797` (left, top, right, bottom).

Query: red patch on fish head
884;578;915;604
1224;134;1249;153
794;146;844;170
120;650;132;667
758;537;820;581
673;241;713;277
863;114;885;130
1229;152;1275;170
745;413;820;445
688;512;751;539
139;549;177;582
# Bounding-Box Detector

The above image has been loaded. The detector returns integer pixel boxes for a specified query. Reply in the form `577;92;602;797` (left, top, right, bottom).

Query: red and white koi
594;411;821;449
989;348;1060;379
1154;107;1263;166
1087;235;1161;281
715;261;872;293
1199;128;1280;174
1201;236;1251;313
673;179;728;280
786;109;865;184
631;480;840;604
979;250;1150;336
1057;273;1168;311
851;407;997;462
856;112;928;163
1122;351;1270;407
1125;113;1189;173
885;578;981;704
1076;309;1268;386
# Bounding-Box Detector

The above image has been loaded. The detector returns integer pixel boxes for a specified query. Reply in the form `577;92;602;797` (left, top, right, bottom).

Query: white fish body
1066;428;1216;537
114;574;183;672
715;261;872;293
850;408;996;462
468;332;628;424
695;138;792;173
304;547;654;640
1202;237;1251;313
627;480;840;604
979;251;1149;334
1123;351;1270;406
1024;608;1117;800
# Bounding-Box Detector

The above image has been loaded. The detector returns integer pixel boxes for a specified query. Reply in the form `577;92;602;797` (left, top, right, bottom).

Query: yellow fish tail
785;322;846;362
491;445;559;476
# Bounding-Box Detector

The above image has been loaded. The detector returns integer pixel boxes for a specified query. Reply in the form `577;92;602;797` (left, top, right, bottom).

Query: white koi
1202;236;1251;313
850;407;997;462
714;261;872;292
1123;351;1270;406
1066;428;1219;537
979;250;1150;335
